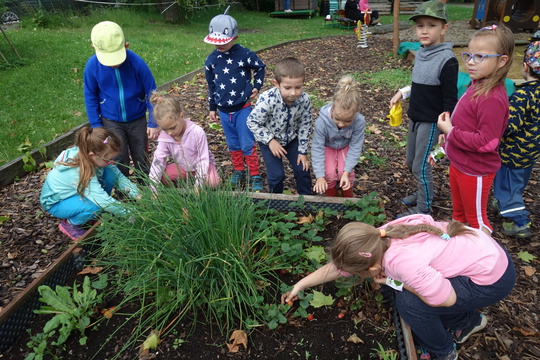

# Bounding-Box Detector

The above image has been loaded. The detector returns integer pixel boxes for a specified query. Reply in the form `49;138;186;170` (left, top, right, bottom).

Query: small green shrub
25;275;108;360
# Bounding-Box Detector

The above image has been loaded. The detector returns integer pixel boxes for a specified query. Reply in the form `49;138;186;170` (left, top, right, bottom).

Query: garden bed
1;33;539;360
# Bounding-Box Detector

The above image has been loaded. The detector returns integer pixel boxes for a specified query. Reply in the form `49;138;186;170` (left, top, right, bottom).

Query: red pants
449;163;494;232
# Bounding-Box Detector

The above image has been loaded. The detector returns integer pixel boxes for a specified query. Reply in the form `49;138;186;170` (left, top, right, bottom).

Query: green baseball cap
409;0;449;23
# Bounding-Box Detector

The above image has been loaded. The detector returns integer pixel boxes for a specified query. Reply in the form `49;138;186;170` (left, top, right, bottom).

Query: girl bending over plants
40;127;141;241
282;214;515;360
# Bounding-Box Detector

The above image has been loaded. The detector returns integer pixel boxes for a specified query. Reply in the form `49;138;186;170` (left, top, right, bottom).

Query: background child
40;127;141;241
148;92;220;189
282;214;515;360
390;0;458;218
204;7;265;192
344;0;380;25
312;75;366;197
247;57;312;195
84;21;159;179
492;41;540;239
436;24;514;235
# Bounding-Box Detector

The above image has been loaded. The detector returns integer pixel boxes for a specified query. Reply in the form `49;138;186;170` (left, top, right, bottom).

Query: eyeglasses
461;52;503;63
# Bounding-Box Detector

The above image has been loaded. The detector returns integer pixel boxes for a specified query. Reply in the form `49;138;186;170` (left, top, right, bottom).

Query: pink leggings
163;163;221;187
449;163;494;232
324;146;355;188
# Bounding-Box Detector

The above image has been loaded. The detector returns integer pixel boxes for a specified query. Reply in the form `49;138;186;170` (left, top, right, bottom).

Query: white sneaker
284;9;292;12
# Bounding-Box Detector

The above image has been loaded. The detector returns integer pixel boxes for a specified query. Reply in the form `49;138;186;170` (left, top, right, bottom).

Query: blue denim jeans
395;251;516;355
493;164;533;226
47;168;116;225
258;137;312;195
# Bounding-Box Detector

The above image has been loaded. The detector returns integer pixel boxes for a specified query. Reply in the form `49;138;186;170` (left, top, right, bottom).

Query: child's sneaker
230;170;246;188
501;221;532;239
397;206;430;218
416;346;432;359
432;347;458;360
454;314;488;344
417;345;458;360
401;193;418;206
58;220;88;241
250;175;264;192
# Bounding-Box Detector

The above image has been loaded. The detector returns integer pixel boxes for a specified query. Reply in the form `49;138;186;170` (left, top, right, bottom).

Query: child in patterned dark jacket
247;57;313;195
493;41;540;239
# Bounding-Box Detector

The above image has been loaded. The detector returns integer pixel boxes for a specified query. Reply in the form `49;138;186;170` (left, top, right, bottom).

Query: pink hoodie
380;214;508;305
149;119;216;187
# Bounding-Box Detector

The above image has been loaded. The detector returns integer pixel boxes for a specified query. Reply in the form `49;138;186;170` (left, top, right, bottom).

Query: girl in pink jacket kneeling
149;92;221;189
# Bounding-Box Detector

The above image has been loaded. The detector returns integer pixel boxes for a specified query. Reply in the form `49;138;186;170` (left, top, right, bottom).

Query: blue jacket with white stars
204;44;266;113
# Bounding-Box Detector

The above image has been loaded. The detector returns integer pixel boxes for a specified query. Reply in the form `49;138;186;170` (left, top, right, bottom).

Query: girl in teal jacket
40;127;140;240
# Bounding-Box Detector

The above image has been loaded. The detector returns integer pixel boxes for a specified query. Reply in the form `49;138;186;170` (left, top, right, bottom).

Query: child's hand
209;111;218;123
390;91;402;108
269;139;287;158
250;88;259;99
437;111;452;134
313;177;328;194
281;289;300;305
297;154;310;171
340;172;351;190
147;127;160;140
428;156;437;166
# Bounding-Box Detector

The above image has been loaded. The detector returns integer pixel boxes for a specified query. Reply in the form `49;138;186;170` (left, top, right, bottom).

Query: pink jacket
380;214;509;305
443;82;509;175
149;119;216;187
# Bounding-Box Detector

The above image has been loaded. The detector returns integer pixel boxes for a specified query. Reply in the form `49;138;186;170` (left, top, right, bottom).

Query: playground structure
471;0;540;31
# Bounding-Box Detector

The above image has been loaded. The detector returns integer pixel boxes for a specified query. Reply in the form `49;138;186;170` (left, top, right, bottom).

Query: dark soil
1;34;539;360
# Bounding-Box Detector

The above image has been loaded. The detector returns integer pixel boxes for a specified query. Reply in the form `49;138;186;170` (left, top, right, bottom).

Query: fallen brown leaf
78;266;103;275
347;333;364;344
226;329;248;353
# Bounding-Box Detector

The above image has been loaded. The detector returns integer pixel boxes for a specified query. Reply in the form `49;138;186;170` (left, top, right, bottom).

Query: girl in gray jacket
312;76;366;197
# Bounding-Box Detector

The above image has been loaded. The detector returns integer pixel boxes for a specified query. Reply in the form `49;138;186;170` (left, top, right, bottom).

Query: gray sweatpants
101;115;149;179
405;121;440;212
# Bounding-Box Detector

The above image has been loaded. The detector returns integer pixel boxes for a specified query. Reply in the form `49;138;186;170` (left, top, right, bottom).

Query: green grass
0;4;473;166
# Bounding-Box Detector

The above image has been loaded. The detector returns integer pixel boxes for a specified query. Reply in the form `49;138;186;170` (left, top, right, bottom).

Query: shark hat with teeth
204;6;238;45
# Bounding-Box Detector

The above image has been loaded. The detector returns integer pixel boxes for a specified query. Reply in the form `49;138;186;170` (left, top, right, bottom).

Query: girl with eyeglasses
432;24;514;235
40;127;141;240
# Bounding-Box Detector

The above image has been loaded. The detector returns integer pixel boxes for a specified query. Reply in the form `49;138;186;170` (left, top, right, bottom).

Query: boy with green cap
389;0;458;219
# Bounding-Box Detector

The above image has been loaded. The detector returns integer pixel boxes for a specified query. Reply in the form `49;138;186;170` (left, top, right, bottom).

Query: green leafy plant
25;275;108;360
370;342;398;360
343;192;386;224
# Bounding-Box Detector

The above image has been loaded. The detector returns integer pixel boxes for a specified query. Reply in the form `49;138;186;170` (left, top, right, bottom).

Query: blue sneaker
401;193;418;206
250;175;264;192
58;220;88;241
230;170;246;188
397;206;430;218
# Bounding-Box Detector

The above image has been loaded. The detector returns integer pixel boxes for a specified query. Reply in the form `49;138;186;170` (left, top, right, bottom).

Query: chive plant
92;181;285;349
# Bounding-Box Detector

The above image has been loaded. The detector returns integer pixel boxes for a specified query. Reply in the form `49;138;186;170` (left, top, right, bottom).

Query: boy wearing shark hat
204;6;266;192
